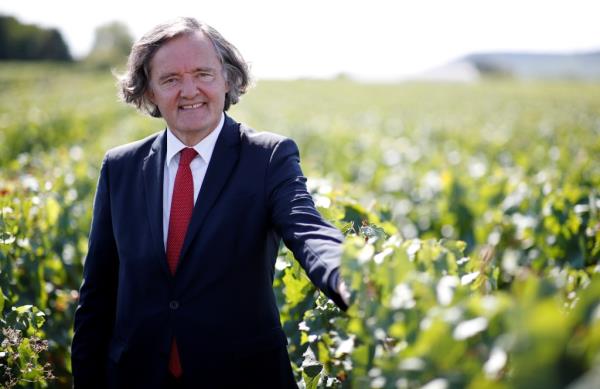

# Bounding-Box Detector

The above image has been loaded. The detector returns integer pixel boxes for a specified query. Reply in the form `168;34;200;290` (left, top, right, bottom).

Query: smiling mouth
179;103;205;110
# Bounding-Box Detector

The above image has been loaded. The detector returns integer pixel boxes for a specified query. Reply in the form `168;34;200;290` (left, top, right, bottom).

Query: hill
418;50;600;81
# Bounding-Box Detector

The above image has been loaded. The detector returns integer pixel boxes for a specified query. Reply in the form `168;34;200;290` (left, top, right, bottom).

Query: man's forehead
157;32;212;56
149;33;220;75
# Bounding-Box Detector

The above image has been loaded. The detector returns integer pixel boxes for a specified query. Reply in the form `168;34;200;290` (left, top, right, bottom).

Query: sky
2;0;599;80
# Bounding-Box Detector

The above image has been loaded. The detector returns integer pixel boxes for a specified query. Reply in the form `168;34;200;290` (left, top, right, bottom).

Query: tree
0;15;71;61
84;21;133;69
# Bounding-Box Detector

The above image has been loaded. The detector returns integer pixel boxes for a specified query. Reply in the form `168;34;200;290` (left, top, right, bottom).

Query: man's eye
162;78;177;85
198;72;215;81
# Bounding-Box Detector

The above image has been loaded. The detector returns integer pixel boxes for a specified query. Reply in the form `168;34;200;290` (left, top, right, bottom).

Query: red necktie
166;147;197;378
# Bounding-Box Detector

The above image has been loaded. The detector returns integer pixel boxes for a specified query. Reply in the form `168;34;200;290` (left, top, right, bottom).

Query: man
71;17;348;389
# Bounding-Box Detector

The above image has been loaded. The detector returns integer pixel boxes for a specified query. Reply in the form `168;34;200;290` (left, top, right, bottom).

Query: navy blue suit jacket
71;115;346;388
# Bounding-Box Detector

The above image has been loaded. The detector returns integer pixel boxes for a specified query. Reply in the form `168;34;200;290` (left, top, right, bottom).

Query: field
0;62;599;388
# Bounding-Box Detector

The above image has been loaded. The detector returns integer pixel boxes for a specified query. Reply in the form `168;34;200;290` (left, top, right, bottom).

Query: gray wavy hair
118;17;250;116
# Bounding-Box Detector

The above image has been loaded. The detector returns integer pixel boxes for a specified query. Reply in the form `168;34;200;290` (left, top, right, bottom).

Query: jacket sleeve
71;154;119;387
266;138;348;311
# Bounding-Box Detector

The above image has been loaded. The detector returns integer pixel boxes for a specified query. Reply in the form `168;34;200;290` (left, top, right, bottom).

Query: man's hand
337;279;351;307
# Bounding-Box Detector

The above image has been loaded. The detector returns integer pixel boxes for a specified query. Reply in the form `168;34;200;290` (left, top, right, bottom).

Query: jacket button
169;300;179;310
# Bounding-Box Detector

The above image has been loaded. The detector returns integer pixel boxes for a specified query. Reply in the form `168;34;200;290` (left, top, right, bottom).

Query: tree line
0;15;71;61
0;15;133;68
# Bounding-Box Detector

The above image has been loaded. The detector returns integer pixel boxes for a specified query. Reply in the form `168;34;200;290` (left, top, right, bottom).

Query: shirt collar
165;112;225;166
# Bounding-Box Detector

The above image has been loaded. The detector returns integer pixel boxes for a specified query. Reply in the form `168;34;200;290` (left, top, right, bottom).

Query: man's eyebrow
157;67;216;81
192;67;217;73
157;72;179;81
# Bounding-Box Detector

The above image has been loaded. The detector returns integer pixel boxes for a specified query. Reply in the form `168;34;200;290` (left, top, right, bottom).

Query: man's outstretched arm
266;138;348;311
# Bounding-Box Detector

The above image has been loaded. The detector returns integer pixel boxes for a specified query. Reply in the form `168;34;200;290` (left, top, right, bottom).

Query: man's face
147;31;229;145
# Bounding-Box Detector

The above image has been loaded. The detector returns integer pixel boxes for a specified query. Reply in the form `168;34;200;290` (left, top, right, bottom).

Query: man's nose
180;75;198;98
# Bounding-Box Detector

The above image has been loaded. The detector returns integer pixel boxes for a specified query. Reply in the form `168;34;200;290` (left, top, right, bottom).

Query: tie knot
179;148;197;166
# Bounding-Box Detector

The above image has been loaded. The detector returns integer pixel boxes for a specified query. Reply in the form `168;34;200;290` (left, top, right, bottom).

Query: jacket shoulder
238;123;289;150
104;131;162;162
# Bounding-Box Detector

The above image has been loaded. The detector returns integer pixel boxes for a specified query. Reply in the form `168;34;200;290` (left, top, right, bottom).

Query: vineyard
0;62;599;388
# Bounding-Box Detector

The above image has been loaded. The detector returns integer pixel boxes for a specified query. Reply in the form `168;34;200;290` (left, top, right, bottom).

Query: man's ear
145;86;155;104
223;72;231;93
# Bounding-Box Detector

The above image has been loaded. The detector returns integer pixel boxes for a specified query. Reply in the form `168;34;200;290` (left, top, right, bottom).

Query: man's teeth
180;103;204;109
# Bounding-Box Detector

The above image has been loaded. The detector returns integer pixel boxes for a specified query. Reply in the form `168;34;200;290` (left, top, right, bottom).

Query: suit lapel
142;131;171;276
179;115;241;265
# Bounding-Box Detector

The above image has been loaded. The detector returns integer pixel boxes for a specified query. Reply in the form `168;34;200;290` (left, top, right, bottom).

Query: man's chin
170;125;214;144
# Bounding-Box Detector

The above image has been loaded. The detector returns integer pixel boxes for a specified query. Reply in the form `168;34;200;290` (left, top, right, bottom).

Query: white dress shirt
163;113;225;249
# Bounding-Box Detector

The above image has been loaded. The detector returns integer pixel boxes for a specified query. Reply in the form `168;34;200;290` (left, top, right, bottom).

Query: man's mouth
179;103;205;110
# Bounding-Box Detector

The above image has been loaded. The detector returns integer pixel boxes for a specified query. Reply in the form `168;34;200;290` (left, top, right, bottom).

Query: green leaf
282;267;313;307
13;305;34;314
45;196;60;225
0;287;4;314
301;346;323;389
